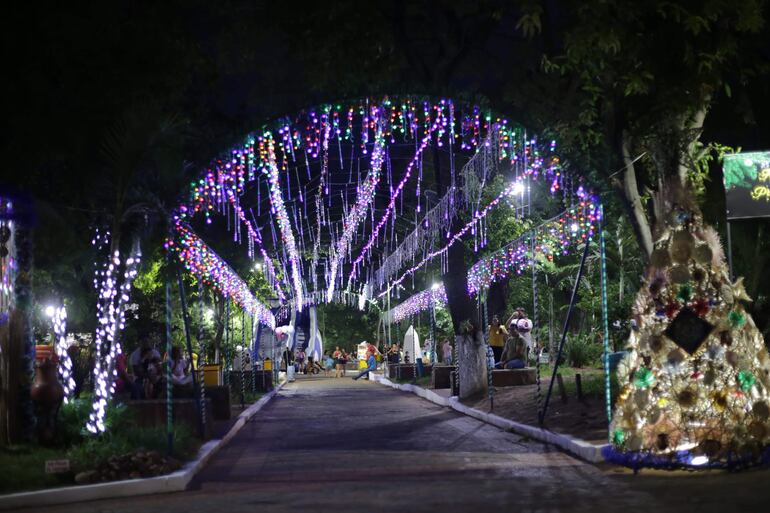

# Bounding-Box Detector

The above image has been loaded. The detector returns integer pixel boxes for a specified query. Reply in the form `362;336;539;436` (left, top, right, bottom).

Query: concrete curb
0;380;286;511
372;374;607;463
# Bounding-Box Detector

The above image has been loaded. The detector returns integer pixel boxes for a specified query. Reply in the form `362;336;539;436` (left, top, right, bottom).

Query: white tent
402;325;422;362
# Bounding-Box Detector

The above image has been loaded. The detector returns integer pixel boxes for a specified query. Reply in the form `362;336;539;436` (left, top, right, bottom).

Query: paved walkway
43;375;770;512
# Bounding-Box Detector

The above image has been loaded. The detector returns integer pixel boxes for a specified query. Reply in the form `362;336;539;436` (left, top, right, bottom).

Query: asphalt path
37;375;770;512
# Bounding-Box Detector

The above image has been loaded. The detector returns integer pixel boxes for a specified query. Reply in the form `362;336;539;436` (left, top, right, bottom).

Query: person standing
487;316;508;363
441;339;453;365
333;346;343;378
323;351;334;377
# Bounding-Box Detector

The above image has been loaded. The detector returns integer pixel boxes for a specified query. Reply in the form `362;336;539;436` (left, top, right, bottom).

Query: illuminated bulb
44;305;56;318
690;455;709;466
431;282;441;291
570;223;579;234
512;181;525;195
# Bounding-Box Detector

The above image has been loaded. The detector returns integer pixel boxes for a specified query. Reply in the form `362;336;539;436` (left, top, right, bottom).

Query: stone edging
371;374;607;463
0;381;287;511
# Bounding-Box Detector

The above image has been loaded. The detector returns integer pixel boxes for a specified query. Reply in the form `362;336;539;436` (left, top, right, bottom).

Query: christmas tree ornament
670;265;691;284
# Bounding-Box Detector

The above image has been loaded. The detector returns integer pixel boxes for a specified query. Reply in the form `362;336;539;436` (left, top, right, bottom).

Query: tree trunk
456;331;487;399
614;132;653;260
433;138;486;398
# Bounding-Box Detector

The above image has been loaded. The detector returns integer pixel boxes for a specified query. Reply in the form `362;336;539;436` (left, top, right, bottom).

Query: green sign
723;151;770;219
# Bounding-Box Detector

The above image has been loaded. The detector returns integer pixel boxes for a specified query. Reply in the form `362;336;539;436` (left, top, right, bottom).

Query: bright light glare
431;282;441;291
690;455;709;466
570;223;579;233
512;181;525;195
44;305;56;318
254;262;263;271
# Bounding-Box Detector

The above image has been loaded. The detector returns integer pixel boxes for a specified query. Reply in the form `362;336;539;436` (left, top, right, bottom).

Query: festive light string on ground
327;106;386;301
167;224;275;329
385;283;447;325
52;305;75;403
466;201;600;295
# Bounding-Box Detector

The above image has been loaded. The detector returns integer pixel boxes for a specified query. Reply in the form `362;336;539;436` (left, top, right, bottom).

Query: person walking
323;350;334;377
352;350;377;380
487;316;508;363
333;346;343;378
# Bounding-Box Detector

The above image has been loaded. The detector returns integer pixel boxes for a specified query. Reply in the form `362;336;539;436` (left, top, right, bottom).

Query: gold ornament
730;277;753;303
752;401;770;420
670;230;695;263
711;390;728;411
650;247;672;268
693;243;713;265
670;265;691;284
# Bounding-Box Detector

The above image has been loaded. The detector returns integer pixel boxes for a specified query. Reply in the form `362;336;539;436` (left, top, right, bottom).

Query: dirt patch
461;370;610;444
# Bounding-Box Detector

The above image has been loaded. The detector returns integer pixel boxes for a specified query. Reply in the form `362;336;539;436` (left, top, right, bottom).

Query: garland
327;105;385;300
386;284;447;325
167;224;275;329
466;200;600;295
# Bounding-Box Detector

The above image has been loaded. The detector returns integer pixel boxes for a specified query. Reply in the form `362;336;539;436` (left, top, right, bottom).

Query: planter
30;359;64;443
200;364;222;387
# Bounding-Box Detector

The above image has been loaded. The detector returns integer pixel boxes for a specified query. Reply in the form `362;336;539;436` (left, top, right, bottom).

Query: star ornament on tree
730;277;753;304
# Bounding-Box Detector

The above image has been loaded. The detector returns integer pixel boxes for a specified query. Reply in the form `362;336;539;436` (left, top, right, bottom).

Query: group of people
488;308;534;370
115;341;194;400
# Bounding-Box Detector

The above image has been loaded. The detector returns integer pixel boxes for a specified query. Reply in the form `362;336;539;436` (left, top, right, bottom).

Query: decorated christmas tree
608;183;770;469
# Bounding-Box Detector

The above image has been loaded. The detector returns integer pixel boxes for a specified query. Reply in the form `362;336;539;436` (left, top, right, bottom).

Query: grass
0;445;68;494
395;375;431;388
229;389;264;407
555;370;620;406
0;397;202;495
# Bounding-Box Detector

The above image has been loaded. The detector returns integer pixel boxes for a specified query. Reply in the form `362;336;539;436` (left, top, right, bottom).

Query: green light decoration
677;284;693;303
738;370;756;392
633;367;655;389
612;429;626;445
729;310;746;329
599;203;613;425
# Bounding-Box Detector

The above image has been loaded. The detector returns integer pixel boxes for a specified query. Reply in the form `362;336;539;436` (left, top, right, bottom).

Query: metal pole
165;279;174;456
726;220;734;281
175;269;204;438
599;204;613;426
539;236;591;425
197;280;207;437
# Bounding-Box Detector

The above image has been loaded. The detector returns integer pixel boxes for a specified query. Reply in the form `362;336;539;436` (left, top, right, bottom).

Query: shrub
564;333;602;368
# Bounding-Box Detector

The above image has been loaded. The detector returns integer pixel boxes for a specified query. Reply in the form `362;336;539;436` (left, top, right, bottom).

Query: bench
431;365;457;389
226;370;275;392
205;385;232;420
125;398;214;439
491;368;537;387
